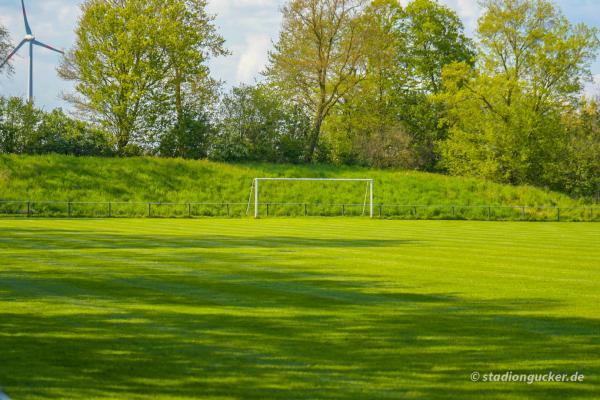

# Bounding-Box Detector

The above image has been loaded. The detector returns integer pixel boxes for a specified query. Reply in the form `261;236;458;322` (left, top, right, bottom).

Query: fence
0;200;598;222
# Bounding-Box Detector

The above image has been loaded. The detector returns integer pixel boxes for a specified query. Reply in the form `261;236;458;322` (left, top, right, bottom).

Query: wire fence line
0;200;598;222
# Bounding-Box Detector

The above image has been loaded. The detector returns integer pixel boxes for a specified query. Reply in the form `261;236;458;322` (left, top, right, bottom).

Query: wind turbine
0;0;64;102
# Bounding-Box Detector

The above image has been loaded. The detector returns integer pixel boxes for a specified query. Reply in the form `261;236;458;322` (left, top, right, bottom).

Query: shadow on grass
0;227;598;399
1;271;598;399
0;228;418;250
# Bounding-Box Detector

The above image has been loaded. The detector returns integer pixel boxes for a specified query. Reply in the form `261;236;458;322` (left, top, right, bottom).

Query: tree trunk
305;116;323;162
116;118;131;154
174;68;183;126
117;136;129;154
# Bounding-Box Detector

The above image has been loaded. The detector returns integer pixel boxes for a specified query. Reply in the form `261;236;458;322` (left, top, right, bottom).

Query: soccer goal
250;177;374;218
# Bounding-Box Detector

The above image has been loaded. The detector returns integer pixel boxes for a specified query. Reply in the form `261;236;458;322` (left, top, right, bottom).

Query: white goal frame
253;178;374;218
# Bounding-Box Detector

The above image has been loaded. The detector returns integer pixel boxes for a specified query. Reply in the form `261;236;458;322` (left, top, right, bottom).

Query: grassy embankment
0;154;595;219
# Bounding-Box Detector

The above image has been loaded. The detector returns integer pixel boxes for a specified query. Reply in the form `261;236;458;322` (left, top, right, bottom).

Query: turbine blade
21;0;32;35
0;39;27;69
32;39;64;55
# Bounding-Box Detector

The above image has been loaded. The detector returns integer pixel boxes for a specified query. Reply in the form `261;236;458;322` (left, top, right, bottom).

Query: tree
59;0;171;152
266;0;368;162
397;0;474;169
322;0;405;166
139;0;227;154
0;97;39;153
0;96;112;156
32;109;113;156
161;1;227;127
59;0;226;154
0;23;12;75
476;0;598;110
158;111;213;159
552;99;600;197
323;0;473;169
211;85;310;163
438;0;599;187
400;0;474;94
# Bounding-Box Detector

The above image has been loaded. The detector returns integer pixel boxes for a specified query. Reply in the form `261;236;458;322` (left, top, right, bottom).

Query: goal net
249;178;374;218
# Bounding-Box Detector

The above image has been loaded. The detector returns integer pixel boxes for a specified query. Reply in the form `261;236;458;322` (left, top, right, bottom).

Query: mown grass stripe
0;219;598;399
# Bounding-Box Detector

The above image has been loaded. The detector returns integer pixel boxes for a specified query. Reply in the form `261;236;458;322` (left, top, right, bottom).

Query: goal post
253;177;374;218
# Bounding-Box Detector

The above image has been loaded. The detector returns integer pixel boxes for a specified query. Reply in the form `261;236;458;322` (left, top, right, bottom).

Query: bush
0;96;113;156
211;85;310;163
159;112;213;159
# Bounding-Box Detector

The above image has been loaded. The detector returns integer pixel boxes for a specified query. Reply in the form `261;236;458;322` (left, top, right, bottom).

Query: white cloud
208;0;283;89
453;0;480;18
450;0;482;32
235;35;271;83
583;74;600;98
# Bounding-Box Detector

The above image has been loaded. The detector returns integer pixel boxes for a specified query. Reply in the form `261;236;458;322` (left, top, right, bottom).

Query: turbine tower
0;0;64;103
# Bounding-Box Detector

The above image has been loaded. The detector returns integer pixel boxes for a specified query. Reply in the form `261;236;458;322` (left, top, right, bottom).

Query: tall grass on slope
0;154;589;208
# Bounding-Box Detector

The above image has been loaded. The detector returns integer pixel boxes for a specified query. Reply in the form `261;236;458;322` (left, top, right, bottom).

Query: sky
0;0;599;111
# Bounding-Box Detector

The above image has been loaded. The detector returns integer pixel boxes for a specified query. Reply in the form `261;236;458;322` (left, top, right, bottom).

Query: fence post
379;204;383;217
413;206;417;219
452;206;455;218
557;207;560;222
27;201;31;217
108;202;112;218
266;203;269;217
590;208;593;222
521;206;525;220
68;201;72;217
188;203;191;218
487;206;491;221
342;204;345;216
304;203;308;217
148;203;152;217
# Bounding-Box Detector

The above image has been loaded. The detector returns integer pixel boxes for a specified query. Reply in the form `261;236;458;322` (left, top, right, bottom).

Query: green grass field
1;218;598;399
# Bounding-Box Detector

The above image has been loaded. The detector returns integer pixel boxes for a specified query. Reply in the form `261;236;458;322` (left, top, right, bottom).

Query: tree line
0;0;598;198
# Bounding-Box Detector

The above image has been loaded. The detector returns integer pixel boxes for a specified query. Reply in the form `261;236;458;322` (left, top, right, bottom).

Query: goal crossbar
253;177;374;218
